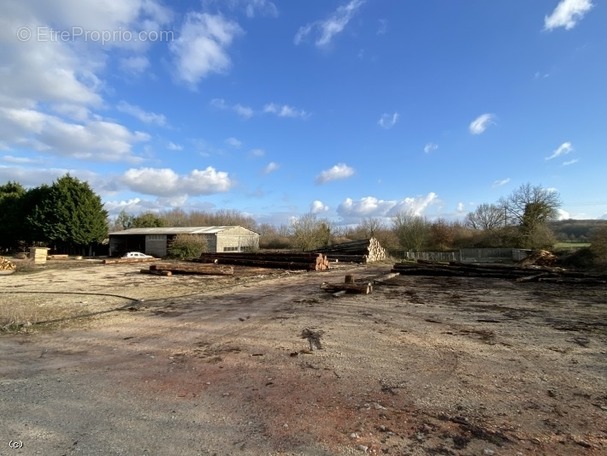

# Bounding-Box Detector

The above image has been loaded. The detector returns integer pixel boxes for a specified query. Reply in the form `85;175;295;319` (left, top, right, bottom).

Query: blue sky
1;0;606;226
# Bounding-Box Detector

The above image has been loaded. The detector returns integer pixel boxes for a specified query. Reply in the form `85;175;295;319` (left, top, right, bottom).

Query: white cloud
310;200;329;214
546;141;574;160
424;143;438;154
0;107;148;162
243;0;278;18
250;148;265;157
544;0;594;31
263;161;279;174
116;101;166;126
456;202;465;213
167;142;183;151
170;13;243;87
294;0;365;47
337;193;439;220
234;104;255;118
315;163;355;184
492;178;511;188
225;137;242;148
210;98;254;119
119;56;150;75
122;167;233;197
0;155;41;164
378;112;399;129
557;208;571;220
0;165;98;188
469;113;496;135
562;158;579;166
264;103;308;119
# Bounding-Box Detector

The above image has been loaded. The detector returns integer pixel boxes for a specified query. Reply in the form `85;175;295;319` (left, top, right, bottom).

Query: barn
108;226;259;258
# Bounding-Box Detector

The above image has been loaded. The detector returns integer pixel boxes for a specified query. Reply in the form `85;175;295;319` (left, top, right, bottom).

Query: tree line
0;176;107;255
2;176;605;267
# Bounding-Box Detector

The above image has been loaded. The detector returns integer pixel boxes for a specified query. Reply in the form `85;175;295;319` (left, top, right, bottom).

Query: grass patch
554;242;591;250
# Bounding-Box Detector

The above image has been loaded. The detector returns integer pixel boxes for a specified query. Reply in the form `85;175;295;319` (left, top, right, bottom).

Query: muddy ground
1;260;606;455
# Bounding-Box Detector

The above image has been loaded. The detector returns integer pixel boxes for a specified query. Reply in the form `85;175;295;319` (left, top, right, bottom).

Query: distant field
554;242;591;250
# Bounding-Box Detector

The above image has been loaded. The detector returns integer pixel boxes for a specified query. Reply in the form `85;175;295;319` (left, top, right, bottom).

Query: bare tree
359;217;384;238
392;212;429;251
291;213;331;251
499;183;561;249
500;183;561;227
465;203;505;230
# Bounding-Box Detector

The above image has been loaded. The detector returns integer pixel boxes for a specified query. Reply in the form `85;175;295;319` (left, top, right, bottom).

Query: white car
121;251;154;259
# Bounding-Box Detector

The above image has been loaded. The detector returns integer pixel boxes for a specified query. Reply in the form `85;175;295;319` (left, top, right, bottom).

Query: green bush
167;234;208;260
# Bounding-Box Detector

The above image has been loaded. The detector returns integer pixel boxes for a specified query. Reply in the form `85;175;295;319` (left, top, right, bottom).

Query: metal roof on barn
109;226;256;236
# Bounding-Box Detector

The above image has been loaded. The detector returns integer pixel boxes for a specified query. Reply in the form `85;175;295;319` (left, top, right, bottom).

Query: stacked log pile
103;257;158;265
0;257;17;273
312;238;387;263
140;263;234;276
196;252;330;271
392;260;607;284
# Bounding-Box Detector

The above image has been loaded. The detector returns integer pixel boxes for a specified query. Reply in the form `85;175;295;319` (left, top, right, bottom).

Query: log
195;252;329;271
140;268;172;276
47;254;69;260
392;260;607;284
150;263;234;275
312;237;387;263
321;281;373;294
103;257;158;265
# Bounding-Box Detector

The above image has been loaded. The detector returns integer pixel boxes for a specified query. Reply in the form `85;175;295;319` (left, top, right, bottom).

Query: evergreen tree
27;175;108;253
0;182;26;250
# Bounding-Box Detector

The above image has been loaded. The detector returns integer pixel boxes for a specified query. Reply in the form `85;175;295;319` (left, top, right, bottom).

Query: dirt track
1;261;606;455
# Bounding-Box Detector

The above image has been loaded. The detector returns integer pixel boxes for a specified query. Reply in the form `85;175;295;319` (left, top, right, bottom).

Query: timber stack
0;257;17;272
196;252;330;271
312;237;387;263
141;263;234;276
392;260;607;284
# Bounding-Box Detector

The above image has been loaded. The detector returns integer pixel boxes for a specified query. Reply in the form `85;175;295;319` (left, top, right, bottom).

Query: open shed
108;226;259;258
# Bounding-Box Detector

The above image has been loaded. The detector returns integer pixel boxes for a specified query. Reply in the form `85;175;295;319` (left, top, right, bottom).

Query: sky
1;0;606;227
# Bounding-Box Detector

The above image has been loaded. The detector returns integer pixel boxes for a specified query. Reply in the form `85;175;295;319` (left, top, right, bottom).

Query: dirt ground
1;260;606;455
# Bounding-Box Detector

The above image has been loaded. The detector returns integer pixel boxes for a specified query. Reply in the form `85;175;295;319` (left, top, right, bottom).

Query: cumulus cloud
263;161;279;174
167;142;183;151
492;178;511;188
116;101;166;126
378;112;399;129
122;167;233;197
0;107;148;162
544;0;594;31
310;200;329;214
263;103;308;119
337;193;439;221
424;143;438;154
469;113;496;135
210;98;254;119
315;163;355;184
170;13;243;87
294;0;365;47
0;165;99;189
546;141;573;160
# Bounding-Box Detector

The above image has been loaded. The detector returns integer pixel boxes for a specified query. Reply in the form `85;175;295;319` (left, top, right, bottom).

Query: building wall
216;234;259;252
215;226;259;252
145;234;168;257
